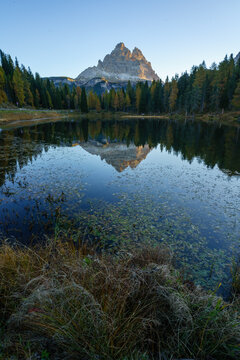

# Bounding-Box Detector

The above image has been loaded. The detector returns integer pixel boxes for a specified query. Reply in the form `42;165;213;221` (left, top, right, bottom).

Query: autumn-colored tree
46;90;53;108
113;93;119;111
13;67;25;106
23;79;34;107
169;79;178;111
88;90;96;109
0;67;7;104
118;89;125;110
95;96;101;112
125;93;131;110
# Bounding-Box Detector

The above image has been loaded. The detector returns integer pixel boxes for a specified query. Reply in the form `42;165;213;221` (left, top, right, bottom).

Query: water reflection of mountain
0;118;239;187
80;139;151;172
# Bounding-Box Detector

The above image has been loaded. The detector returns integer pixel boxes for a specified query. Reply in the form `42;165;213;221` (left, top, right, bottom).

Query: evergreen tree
164;77;170;112
169;79;178;111
231;80;240;109
125;93;131;111
0;67;7;104
46;90;53;108
95;95;101;112
34;89;41;108
136;84;142;113
80;87;88;113
12;67;25;106
23;79;34;107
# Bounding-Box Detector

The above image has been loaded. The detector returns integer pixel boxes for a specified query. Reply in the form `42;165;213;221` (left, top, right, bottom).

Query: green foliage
0;67;7;104
80;87;88;113
12;67;25;106
231;80;240;109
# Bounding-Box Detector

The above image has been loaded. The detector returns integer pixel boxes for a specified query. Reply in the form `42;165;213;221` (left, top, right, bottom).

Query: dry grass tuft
0;240;239;360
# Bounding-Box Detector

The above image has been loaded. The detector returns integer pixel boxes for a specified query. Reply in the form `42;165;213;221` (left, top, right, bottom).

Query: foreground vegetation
0;237;239;360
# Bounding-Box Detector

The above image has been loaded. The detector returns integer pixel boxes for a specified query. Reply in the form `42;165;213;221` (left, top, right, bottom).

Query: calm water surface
0;118;239;292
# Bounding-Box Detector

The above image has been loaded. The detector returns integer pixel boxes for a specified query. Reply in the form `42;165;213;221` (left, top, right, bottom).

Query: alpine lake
0;116;239;297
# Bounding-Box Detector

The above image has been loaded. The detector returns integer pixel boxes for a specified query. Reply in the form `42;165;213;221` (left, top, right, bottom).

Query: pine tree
87;90;96;110
169;79;178;112
0;67;7;104
136;85;142;113
231;80;240;109
34;89;41;108
95;96;101;112
23;79;34;107
113;93;119;111
46;90;53;108
80;87;88;113
118;89;125;110
164;76;170;112
12;67;25;106
125;93;131;111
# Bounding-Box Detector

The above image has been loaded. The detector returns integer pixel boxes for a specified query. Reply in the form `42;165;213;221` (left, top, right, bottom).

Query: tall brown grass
0;239;239;360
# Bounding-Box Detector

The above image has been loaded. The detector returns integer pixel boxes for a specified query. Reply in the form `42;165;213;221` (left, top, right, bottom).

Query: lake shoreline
1;109;240;126
0;109;76;124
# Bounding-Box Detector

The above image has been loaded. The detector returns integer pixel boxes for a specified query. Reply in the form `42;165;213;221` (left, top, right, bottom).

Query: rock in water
76;42;159;83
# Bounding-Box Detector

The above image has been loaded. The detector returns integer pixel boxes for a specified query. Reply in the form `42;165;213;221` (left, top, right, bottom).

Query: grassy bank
0;238;239;360
0;109;75;124
0;109;131;125
121;111;240;125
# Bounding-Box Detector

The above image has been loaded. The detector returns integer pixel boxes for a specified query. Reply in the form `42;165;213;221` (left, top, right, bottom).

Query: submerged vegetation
0;237;239;360
1;49;240;116
0;118;239;295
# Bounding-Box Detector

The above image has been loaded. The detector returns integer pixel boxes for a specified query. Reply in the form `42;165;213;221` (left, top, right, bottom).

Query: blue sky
0;0;239;80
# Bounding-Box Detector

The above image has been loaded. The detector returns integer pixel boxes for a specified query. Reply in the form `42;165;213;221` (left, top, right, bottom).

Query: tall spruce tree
80;87;88;113
231;80;240;109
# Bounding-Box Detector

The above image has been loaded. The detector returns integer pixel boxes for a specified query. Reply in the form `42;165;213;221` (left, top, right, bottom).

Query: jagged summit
76;43;159;83
235;52;240;64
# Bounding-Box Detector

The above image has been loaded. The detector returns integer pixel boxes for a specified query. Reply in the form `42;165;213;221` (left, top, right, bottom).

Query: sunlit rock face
235;52;240;64
76;42;159;83
79;139;151;172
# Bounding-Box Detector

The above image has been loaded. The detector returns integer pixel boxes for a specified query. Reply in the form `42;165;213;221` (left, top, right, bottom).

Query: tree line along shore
1;49;240;117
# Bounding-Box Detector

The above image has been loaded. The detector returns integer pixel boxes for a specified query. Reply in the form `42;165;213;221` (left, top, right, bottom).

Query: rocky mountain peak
132;47;145;61
76;43;159;83
114;42;126;50
109;42;131;59
235;52;240;64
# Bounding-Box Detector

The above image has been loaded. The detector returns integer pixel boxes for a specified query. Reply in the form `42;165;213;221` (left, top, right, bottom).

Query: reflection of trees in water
0;119;239;186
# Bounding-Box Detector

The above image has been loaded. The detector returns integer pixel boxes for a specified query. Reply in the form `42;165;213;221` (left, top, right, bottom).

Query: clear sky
0;0;239;81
